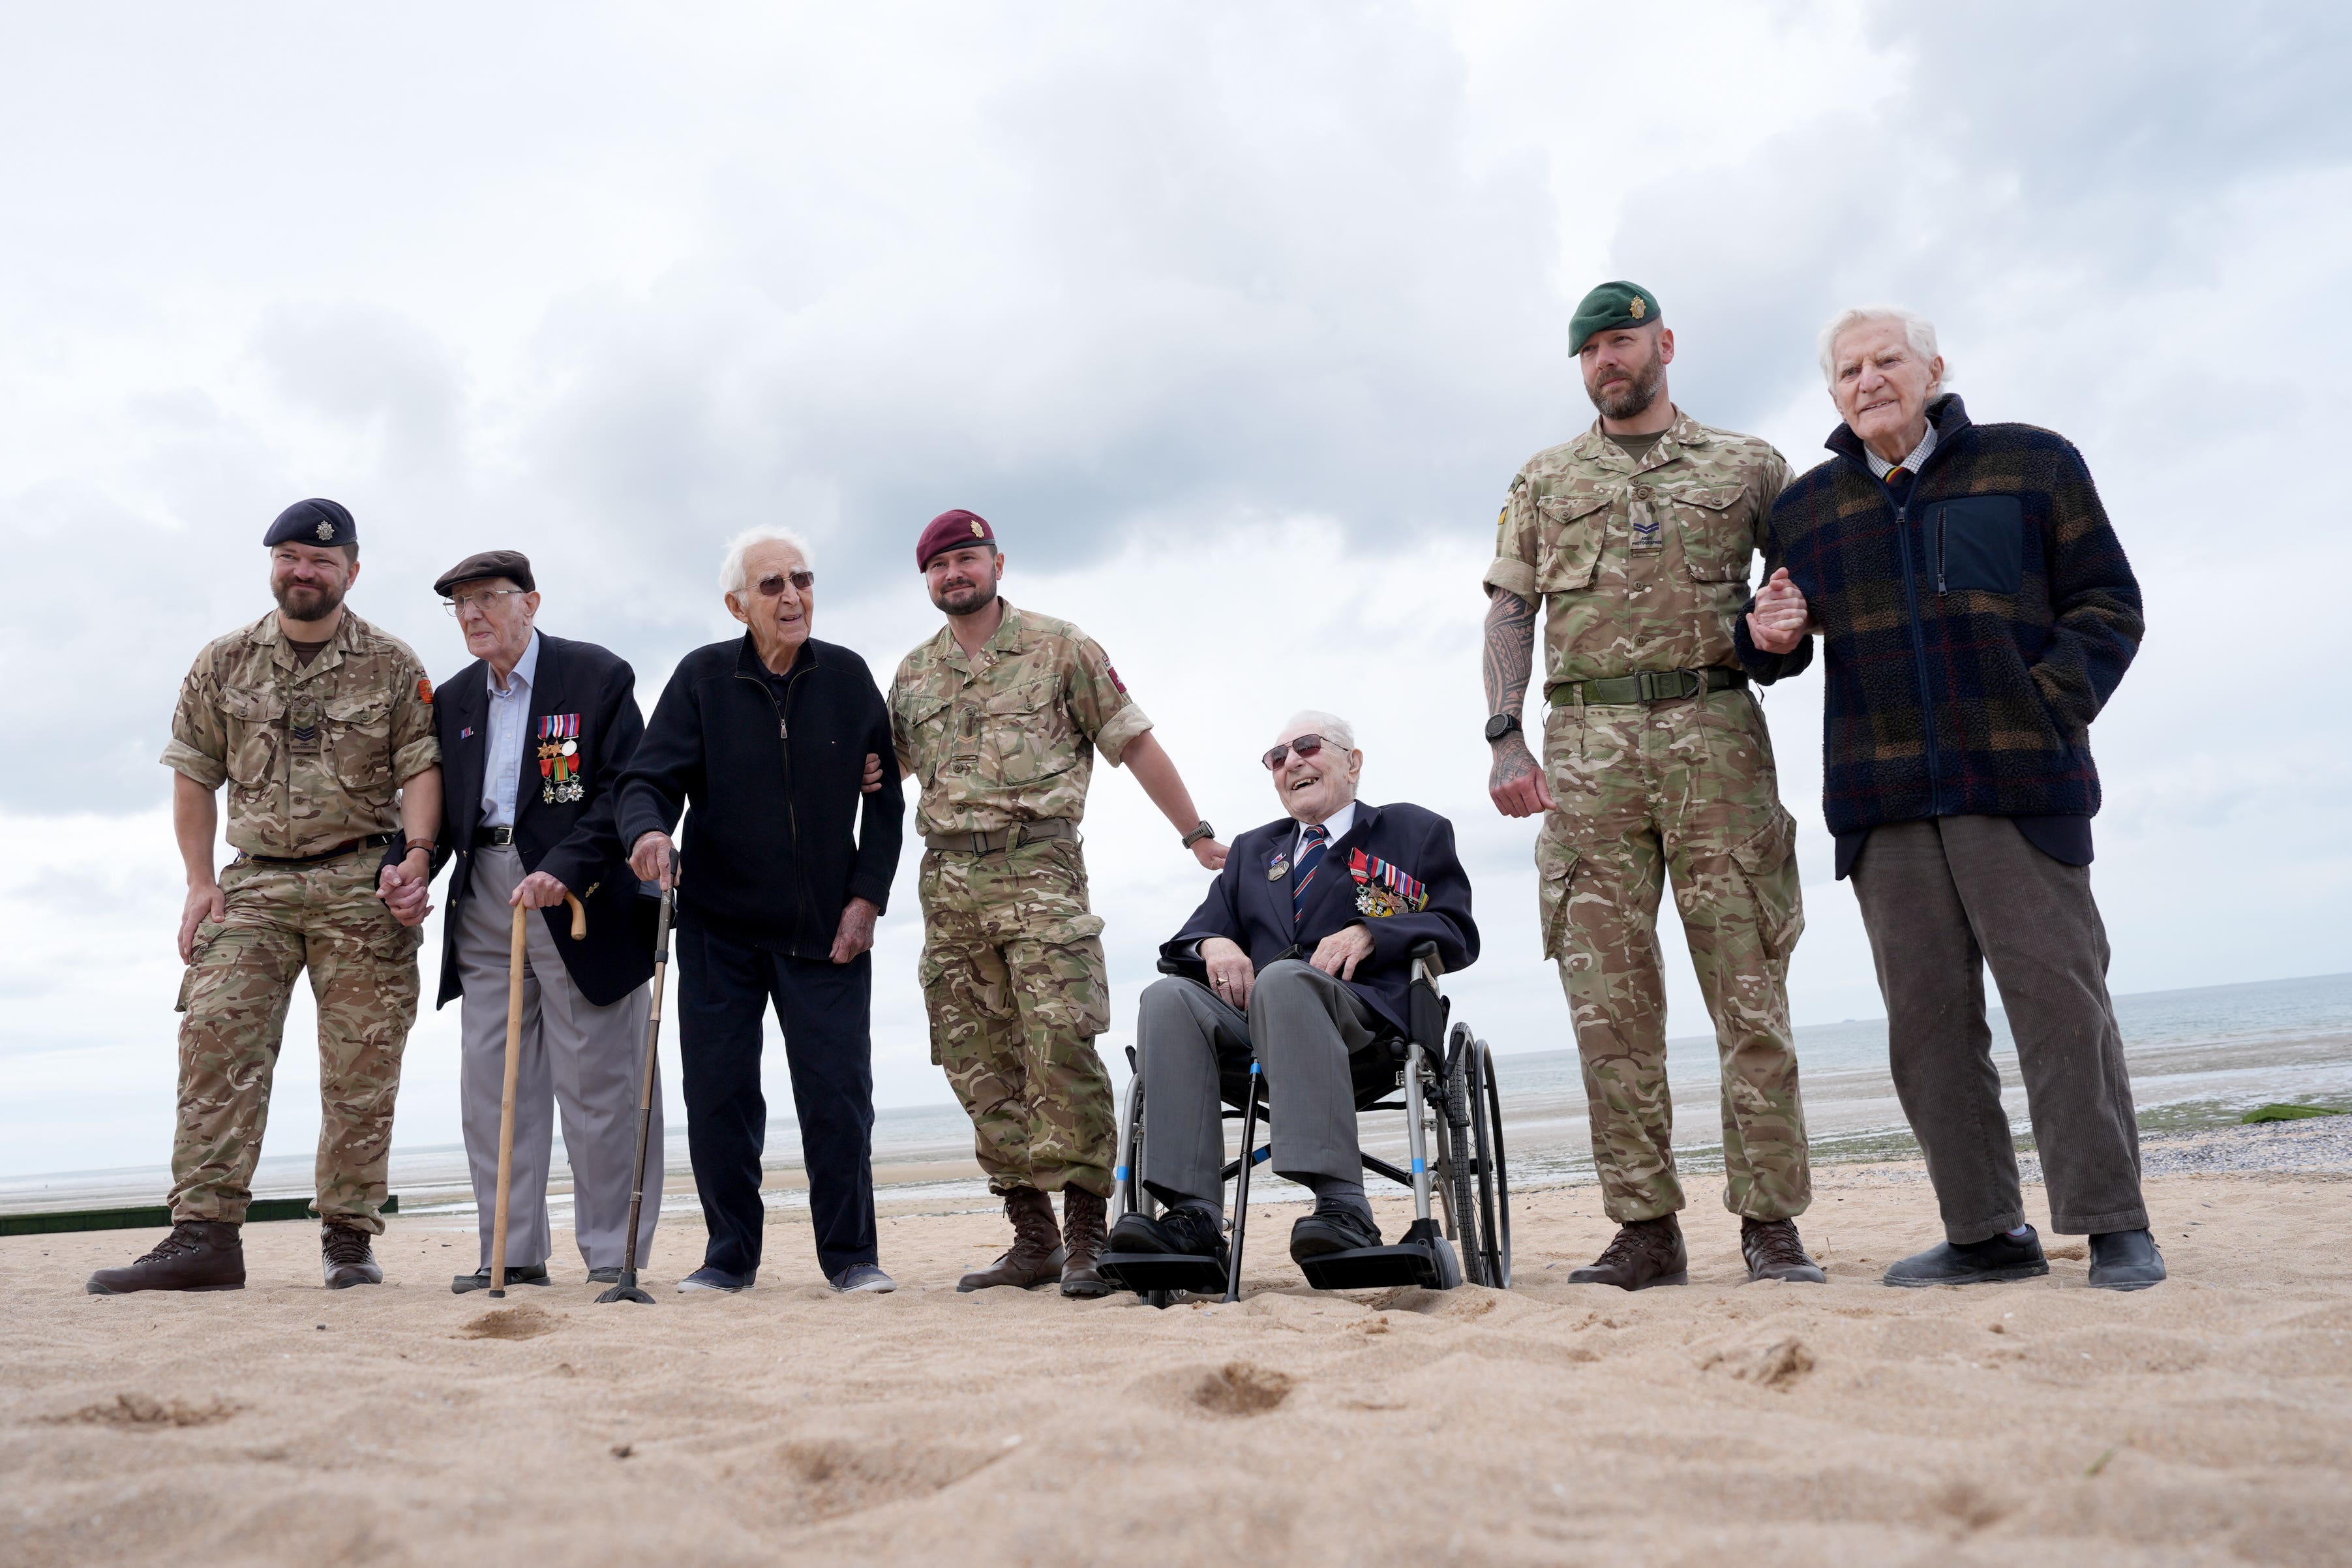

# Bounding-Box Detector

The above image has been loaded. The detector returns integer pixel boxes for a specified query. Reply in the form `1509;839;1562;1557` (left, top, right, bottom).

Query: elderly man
618;528;903;1294
1740;307;2162;1290
378;550;659;1293
1106;712;1477;1276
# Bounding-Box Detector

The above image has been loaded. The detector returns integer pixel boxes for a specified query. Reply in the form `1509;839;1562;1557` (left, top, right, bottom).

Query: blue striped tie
1292;824;1330;929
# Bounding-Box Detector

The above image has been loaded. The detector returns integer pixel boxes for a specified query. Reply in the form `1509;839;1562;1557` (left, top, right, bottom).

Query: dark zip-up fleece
616;634;902;957
1734;395;2143;838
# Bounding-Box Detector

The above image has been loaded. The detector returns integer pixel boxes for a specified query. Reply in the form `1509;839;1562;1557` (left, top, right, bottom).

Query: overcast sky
3;3;2347;1181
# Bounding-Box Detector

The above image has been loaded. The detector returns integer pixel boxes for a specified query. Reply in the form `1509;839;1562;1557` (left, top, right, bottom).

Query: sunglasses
1261;734;1331;771
753;570;815;597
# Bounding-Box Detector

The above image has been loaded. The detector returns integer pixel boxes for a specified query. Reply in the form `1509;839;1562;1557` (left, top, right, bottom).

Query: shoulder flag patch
417;677;433;704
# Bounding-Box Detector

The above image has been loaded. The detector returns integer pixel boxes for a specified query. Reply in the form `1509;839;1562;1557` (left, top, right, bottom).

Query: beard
931;571;999;617
272;575;347;622
1586;345;1666;421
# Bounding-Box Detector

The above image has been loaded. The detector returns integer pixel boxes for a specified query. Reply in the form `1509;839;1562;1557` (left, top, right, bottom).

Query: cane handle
562;892;586;941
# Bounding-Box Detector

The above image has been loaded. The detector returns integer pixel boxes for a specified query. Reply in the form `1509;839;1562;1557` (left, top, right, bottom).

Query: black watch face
1485;714;1519;742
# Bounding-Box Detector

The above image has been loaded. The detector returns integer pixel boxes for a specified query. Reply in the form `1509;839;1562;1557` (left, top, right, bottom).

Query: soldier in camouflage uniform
1481;282;1824;1289
87;499;442;1296
890;509;1226;1297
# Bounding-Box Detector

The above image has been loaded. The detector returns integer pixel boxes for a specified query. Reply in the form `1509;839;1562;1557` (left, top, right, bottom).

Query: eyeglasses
1261;734;1329;771
443;588;528;617
753;570;815;597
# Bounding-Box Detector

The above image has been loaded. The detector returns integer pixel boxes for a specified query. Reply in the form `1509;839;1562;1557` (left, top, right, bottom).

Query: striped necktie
1884;464;1910;487
1291;824;1330;928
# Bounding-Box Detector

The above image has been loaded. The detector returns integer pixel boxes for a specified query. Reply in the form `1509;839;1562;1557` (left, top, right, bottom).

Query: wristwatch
1483;712;1522;744
1181;821;1215;849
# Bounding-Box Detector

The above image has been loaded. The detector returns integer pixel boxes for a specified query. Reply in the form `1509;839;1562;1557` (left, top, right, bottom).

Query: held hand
830;897;880;964
1200;936;1255;1010
1310;923;1376;981
178;881;225;963
629;831;675;889
861;753;884;794
378;858;434;927
1191;837;1228;871
1746;569;1812;656
1487;731;1556;819
510;870;571;910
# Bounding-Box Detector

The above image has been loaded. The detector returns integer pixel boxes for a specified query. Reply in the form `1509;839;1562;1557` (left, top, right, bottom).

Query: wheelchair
1098;940;1511;1305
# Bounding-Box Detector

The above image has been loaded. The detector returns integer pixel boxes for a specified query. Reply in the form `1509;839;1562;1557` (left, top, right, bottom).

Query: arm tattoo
1482;590;1538;717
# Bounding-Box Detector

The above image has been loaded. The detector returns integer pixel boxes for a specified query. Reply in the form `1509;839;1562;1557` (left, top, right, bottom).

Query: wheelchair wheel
1470;1037;1512;1288
1439;1024;1486;1285
1111;1070;1152;1226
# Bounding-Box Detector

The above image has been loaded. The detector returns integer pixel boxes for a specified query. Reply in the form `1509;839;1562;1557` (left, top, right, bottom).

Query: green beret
1569;280;1661;354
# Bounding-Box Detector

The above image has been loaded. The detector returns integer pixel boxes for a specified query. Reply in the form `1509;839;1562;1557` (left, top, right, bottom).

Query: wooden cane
489;892;587;1299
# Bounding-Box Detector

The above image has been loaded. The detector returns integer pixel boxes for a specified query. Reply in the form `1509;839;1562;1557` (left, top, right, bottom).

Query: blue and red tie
1292;824;1330;929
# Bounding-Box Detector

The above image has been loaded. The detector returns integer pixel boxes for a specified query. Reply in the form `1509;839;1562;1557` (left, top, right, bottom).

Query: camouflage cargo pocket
325;691;395;797
1533;491;1610;591
1535;827;1581;961
1027;913;1110;1037
1669;483;1752;583
1729;807;1805;961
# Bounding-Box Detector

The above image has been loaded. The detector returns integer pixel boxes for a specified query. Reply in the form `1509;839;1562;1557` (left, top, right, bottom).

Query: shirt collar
1296;799;1357;850
1864;422;1938;479
490;629;541;697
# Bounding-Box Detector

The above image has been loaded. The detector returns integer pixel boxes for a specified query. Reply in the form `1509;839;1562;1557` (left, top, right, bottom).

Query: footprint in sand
457;1303;561;1340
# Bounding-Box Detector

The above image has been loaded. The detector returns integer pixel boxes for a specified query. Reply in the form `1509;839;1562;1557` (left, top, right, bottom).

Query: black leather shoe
322;1224;384;1289
1882;1226;2048;1287
1288;1200;1381;1263
1106;1203;1228;1267
2087;1229;2165;1291
451;1264;551;1295
586;1267;622;1285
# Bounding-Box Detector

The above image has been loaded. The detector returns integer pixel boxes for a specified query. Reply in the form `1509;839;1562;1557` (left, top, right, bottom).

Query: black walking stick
597;853;675;1306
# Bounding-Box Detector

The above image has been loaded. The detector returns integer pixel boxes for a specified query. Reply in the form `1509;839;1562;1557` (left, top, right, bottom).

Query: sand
6;1149;2351;1567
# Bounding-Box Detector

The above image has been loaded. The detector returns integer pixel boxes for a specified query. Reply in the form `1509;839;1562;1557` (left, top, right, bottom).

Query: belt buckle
969;831;990;856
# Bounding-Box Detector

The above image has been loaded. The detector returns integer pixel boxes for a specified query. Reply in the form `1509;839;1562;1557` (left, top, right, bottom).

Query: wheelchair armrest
1410;939;1444;980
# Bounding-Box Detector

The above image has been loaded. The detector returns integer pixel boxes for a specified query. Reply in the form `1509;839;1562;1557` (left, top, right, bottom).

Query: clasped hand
1746;568;1813;655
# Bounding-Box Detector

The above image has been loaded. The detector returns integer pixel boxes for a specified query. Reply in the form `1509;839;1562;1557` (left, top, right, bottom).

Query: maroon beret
915;509;997;571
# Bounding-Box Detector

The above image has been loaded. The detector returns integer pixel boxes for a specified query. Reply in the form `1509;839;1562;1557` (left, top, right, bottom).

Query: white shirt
1865;421;1938;480
481;630;542;830
1293;799;1357;862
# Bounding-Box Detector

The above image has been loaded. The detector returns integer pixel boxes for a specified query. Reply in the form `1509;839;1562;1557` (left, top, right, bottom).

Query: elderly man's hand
1201;936;1255;1010
1310;923;1376;981
1192;836;1228;871
376;862;432;928
629;831;676;889
511;870;570;910
1488;732;1555;819
830;896;880;964
178;881;226;963
861;753;884;794
1746;568;1813;656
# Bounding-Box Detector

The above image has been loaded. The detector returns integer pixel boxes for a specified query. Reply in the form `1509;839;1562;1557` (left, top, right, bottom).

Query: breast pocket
219;686;284;792
984;680;1074;787
1931;496;2027;594
323;691;393;795
1670;483;1753;584
1533;492;1611;592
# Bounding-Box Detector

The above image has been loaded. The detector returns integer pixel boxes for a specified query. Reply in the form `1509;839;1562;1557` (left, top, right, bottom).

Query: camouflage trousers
170;851;423;1232
1537;686;1810;1222
918;836;1115;1199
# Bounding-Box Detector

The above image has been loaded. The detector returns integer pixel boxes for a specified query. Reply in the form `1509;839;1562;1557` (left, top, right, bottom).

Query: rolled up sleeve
160;660;228;790
1483;474;1539;603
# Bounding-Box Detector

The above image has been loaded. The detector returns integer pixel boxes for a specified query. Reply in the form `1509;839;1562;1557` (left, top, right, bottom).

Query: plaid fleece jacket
1734;395;2143;837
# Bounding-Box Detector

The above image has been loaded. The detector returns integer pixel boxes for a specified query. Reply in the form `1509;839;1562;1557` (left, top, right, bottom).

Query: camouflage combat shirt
890;601;1153;839
161;610;441;859
1483;408;1792;687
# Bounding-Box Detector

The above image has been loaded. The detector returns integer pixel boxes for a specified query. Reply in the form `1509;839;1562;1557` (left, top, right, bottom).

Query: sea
7;971;2347;1224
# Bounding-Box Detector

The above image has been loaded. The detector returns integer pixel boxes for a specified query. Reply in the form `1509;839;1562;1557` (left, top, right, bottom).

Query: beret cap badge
315;520;335;541
1628;295;1646;319
970;519;986;537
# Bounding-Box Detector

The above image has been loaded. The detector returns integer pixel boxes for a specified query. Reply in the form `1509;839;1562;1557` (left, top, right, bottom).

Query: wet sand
4;1137;2349;1567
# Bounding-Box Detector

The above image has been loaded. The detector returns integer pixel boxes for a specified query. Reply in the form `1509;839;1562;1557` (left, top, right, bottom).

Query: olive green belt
923;818;1079;855
1546;667;1746;707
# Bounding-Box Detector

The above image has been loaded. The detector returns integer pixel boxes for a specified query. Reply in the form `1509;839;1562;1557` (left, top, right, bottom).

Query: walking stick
598;851;676;1306
489;891;587;1300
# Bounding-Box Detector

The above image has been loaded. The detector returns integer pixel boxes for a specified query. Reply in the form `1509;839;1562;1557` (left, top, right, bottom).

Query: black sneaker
1288;1199;1381;1263
1882;1226;2049;1288
87;1221;245;1294
1106;1203;1228;1267
322;1224;384;1289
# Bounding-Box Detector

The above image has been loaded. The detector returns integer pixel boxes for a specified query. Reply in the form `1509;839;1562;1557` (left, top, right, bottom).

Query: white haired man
1106;712;1477;1280
1740;308;2162;1289
616;528;903;1294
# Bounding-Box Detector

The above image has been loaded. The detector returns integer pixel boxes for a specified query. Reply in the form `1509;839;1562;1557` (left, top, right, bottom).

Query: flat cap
433;549;535;597
916;509;997;571
263;497;357;549
1569;280;1661;355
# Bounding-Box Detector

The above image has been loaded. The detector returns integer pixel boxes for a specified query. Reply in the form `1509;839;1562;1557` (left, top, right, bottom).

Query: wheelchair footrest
1096;1251;1229;1297
1297;1242;1445;1291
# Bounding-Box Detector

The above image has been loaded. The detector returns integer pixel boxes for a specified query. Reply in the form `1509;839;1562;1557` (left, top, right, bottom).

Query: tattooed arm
1483;588;1555;818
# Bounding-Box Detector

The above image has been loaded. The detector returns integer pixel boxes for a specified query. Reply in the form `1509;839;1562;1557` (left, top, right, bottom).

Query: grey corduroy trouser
1849;815;2148;1244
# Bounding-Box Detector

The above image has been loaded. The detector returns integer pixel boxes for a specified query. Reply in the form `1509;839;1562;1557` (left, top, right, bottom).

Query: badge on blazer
538;714;585;804
1267;851;1289;881
1348;849;1426;918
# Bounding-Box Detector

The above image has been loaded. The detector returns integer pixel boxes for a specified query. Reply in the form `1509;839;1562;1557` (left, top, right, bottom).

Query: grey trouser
1849;816;2147;1243
455;847;659;1271
1136;959;1386;1212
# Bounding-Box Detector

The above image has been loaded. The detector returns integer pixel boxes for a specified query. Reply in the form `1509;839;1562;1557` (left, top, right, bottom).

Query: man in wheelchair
1106;710;1478;1278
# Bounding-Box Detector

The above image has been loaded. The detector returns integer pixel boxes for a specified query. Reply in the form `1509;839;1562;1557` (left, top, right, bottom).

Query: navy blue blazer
1164;801;1477;1034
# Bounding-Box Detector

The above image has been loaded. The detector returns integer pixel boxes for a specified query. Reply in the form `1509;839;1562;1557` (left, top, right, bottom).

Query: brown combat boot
1566;1214;1688;1290
86;1221;245;1295
1059;1186;1111;1299
321;1222;384;1289
956;1188;1066;1292
1741;1216;1827;1283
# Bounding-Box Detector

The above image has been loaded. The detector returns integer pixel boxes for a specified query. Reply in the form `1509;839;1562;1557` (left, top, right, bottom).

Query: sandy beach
5;1124;2350;1567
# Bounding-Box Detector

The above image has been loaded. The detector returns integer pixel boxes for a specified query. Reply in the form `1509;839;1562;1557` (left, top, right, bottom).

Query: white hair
718;526;815;597
1817;307;1950;389
1278;709;1356;752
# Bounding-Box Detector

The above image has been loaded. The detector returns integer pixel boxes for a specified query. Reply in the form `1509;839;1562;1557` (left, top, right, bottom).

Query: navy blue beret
264;498;357;549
